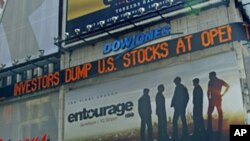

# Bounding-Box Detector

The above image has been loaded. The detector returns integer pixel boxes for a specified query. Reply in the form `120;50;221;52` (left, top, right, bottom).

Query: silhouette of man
138;88;153;141
207;71;229;133
156;84;168;141
171;77;189;140
192;78;205;137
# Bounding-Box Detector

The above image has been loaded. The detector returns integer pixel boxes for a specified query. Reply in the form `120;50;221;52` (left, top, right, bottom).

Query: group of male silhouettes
138;71;230;141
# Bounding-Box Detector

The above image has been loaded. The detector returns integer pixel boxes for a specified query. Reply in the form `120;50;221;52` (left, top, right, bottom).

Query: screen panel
64;52;244;141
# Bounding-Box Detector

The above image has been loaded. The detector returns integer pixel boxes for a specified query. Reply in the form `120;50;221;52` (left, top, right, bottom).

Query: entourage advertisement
64;52;244;141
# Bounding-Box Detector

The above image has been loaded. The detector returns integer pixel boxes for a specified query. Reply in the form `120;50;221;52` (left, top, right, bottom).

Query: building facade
1;0;250;141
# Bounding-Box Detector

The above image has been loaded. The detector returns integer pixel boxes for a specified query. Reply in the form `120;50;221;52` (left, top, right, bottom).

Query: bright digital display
1;22;250;102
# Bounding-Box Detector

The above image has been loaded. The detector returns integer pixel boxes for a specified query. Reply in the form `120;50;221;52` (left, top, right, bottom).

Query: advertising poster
64;52;244;141
66;0;207;35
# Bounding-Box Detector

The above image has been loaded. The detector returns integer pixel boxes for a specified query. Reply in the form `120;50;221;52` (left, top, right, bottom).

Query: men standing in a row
207;71;229;133
192;78;205;137
138;88;153;141
171;77;189;140
156;84;168;141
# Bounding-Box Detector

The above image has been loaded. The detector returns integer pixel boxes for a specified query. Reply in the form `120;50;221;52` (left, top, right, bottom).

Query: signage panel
0;22;250;101
103;25;171;55
64;52;244;141
66;0;208;35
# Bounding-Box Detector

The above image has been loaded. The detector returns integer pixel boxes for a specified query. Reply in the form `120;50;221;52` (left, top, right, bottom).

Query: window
0;77;7;87
27;70;32;79
0;77;3;87
11;74;17;84
21;71;27;81
48;63;53;73
7;75;11;85
32;67;39;78
53;62;60;72
43;64;49;75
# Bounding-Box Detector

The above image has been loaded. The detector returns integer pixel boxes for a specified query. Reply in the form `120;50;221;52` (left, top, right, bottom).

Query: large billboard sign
66;0;208;35
64;52;244;141
1;22;250;101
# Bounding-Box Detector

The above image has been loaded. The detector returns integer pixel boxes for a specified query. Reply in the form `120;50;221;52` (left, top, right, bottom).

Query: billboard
0;0;59;66
66;0;208;35
64;52;245;141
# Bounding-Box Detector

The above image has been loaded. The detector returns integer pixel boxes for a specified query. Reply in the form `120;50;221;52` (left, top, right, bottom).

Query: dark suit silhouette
192;78;205;137
171;77;189;140
156;84;168;141
207;72;229;133
138;88;153;141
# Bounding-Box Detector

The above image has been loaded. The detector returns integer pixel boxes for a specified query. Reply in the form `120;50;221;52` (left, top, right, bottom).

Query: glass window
53;62;60;72
27;70;32;79
43;64;49;75
20;71;27;81
11;74;17;84
32;68;39;78
0;77;3;87
0;77;7;87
